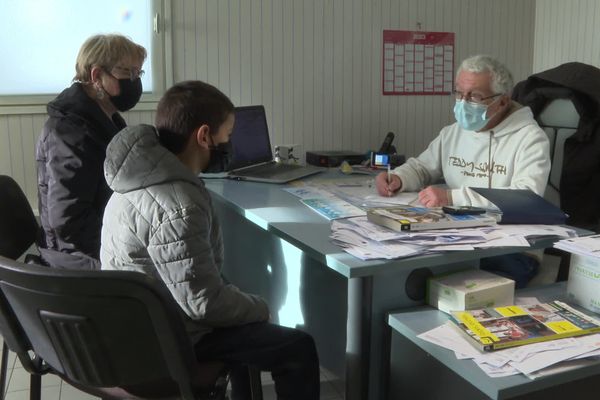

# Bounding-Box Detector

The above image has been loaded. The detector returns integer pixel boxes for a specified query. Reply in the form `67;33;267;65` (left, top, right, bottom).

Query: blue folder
471;188;568;225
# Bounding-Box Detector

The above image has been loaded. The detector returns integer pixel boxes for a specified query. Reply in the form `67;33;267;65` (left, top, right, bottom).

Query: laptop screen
228;105;273;170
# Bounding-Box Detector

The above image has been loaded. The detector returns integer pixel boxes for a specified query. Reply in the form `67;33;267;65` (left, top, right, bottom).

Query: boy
101;81;319;399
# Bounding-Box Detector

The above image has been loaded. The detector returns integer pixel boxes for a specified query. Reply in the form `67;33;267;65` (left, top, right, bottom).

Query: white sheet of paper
429;244;476;251
475;359;520;378
474;235;531;248
417;322;484;359
511;343;599;375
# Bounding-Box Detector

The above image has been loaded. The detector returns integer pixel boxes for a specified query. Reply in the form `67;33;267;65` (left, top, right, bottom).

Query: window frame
0;0;173;115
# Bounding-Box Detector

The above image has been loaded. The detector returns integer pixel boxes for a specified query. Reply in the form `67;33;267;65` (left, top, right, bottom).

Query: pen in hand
386;164;393;197
387;164;391;184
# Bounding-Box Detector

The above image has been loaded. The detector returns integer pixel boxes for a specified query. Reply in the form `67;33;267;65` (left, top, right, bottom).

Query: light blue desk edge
205;179;591;280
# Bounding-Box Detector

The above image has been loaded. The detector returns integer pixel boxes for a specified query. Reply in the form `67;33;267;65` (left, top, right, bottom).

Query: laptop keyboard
233;163;301;178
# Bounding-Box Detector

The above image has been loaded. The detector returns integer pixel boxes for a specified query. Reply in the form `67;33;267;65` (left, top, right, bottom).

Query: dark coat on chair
512;62;600;232
36;83;126;269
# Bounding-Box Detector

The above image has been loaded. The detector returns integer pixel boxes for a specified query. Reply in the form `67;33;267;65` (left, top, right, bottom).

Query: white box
427;269;515;314
566;253;600;314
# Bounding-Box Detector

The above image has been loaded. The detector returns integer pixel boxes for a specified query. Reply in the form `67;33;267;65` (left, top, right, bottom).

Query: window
0;0;169;109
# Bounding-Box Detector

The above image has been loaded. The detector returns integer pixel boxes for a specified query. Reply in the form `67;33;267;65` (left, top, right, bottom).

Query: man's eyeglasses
110;66;145;81
452;90;503;104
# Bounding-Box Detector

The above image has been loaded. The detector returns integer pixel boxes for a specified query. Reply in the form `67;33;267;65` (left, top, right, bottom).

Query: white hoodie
392;104;551;208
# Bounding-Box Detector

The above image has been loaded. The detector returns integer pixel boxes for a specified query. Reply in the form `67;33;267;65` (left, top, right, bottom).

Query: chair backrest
0;255;202;400
0;175;39;260
0;267;44;376
536;99;579;207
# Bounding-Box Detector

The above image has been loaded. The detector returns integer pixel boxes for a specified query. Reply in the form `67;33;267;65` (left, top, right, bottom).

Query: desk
204;173;583;400
386;283;600;399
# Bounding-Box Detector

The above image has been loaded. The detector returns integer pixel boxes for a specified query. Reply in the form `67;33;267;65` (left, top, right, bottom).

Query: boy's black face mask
203;141;232;173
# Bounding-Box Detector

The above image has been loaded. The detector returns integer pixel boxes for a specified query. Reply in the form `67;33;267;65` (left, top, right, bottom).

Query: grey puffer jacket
100;124;269;341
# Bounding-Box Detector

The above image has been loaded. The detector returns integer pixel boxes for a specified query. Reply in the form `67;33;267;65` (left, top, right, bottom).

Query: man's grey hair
457;55;514;94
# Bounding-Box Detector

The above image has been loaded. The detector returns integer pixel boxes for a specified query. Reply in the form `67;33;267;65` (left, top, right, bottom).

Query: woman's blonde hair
74;34;147;82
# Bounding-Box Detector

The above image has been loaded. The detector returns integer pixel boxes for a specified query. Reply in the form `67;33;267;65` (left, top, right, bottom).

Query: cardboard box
427;269;515;314
566;253;600;314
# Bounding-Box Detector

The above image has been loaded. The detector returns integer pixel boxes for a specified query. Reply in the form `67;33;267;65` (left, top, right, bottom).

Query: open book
366;206;497;231
451;301;600;351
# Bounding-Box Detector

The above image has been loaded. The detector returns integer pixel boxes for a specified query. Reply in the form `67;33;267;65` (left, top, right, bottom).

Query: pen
387;164;391;185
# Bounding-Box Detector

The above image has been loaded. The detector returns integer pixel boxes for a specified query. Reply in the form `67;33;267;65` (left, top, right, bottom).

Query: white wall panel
172;0;537;157
534;0;600;72
2;0;537;207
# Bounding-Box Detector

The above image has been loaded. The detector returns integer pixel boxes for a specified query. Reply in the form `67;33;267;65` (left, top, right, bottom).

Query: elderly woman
36;34;146;269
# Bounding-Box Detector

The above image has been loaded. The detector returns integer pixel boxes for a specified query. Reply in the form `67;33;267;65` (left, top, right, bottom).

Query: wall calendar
382;30;455;95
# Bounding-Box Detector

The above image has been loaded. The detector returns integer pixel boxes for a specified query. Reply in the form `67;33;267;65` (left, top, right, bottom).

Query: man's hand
418;186;449;207
375;171;402;197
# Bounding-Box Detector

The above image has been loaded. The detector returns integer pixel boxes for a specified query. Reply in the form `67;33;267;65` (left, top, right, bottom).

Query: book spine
366;211;410;231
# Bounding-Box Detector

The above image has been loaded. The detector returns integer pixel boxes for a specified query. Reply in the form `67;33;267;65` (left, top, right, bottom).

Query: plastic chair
0;255;240;400
537;99;579;208
0;175;45;399
536;99;580;282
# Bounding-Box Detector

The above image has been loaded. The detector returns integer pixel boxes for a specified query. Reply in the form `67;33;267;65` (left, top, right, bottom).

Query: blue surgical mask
453;100;490;131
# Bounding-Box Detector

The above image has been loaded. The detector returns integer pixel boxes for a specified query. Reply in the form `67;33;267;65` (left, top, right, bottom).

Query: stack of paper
330;216;577;261
554;234;600;258
330;217;424;260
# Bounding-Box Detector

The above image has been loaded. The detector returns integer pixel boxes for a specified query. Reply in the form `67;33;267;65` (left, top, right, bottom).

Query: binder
471;188;568;225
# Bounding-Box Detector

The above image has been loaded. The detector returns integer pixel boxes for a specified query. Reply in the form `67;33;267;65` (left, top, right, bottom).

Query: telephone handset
370;132;404;168
378;132;395;153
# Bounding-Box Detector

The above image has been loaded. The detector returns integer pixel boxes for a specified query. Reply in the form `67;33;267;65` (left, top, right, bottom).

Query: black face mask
110;77;143;112
204;141;233;173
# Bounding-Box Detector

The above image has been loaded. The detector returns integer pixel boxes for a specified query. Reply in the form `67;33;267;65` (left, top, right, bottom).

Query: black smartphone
442;206;487;215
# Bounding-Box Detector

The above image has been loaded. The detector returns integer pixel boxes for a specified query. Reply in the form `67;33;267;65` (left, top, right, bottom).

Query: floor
2;350;344;400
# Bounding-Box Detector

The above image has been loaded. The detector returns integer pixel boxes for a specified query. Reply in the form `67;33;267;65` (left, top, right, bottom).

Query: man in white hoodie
375;55;551;288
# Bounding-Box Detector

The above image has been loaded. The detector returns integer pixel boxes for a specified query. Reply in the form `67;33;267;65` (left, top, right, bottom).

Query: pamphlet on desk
471;188;568;225
366;206;497;232
451;301;600;351
283;186;365;220
300;198;365;220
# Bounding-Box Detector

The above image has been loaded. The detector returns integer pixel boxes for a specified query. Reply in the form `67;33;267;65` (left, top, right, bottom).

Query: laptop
223;105;323;183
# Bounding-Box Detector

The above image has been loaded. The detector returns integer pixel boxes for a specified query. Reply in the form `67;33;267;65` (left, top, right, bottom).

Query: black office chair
0;175;262;399
0;175;46;399
0;175;39;260
0;255;239;400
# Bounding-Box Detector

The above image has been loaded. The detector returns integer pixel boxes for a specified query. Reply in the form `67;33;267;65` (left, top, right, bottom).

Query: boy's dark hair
155;81;234;154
